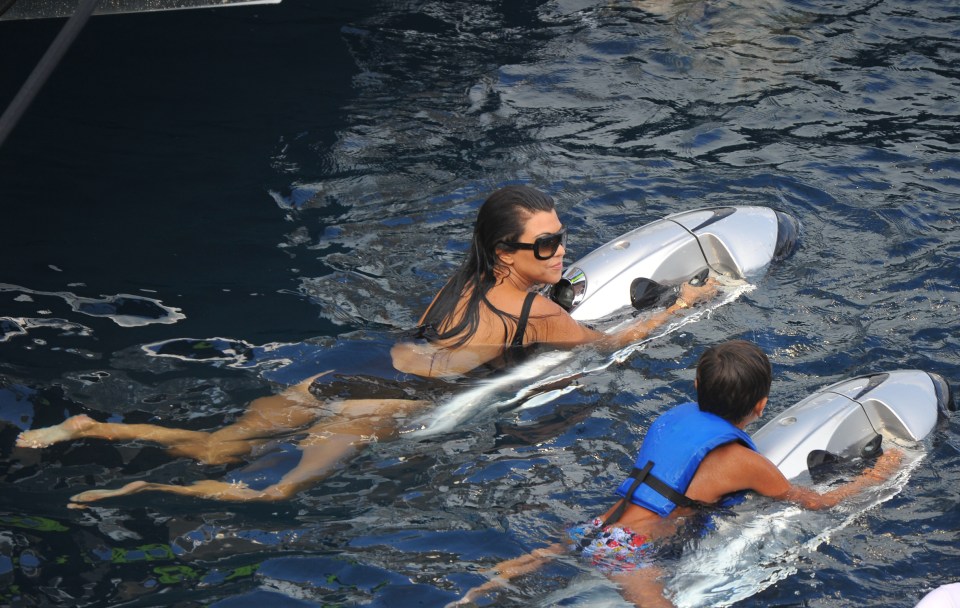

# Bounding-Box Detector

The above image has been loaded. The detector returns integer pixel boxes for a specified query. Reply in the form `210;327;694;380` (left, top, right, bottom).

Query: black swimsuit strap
511;291;537;347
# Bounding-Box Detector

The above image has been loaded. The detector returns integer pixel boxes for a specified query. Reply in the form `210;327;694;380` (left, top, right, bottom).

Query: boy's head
696;340;772;424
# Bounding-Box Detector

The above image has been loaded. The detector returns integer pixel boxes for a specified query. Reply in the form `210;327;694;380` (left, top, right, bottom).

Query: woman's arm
601;280;717;350
535;280;718;350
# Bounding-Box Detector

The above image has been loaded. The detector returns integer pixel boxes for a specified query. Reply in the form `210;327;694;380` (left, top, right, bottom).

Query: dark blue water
1;0;959;606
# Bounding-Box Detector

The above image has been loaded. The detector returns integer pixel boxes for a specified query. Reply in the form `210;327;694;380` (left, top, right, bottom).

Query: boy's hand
864;448;903;482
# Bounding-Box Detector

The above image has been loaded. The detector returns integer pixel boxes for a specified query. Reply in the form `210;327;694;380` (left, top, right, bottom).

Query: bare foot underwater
16;414;98;448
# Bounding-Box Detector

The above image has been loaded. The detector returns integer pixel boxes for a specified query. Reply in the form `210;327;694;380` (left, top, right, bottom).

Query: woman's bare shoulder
527;292;600;345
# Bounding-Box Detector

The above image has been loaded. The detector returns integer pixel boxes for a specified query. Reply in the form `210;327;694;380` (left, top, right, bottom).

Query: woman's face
499;209;566;287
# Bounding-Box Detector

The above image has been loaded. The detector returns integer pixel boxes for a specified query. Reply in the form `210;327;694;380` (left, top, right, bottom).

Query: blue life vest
615;402;757;517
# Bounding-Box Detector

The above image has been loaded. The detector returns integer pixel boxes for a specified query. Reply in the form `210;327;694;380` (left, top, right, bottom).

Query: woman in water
16;185;715;504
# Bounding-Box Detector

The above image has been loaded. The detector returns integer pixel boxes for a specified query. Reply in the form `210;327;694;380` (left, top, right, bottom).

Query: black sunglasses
500;228;567;260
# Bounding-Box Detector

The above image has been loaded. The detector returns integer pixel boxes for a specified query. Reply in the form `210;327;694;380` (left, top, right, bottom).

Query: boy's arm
445;543;565;607
613;566;675;608
745;447;903;510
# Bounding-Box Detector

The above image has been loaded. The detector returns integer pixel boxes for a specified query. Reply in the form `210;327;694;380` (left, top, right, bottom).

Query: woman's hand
676;278;718;309
610;277;720;348
863;448;903;482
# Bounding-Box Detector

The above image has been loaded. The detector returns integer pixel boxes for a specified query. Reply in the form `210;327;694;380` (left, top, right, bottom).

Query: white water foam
0;283;185;327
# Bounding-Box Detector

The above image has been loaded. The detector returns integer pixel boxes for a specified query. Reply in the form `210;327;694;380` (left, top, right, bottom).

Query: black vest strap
604;461;702;527
631;462;702;511
576;460;707;552
577;462;651;550
600;461;653;528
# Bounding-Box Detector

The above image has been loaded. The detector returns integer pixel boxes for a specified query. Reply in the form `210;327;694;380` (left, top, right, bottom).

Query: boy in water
447;340;903;607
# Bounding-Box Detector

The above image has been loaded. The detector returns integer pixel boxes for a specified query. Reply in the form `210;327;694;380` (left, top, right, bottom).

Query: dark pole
0;0;101;150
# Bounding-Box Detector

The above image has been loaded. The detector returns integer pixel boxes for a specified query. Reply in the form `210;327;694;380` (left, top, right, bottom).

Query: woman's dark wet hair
419;185;556;348
696;340;772;423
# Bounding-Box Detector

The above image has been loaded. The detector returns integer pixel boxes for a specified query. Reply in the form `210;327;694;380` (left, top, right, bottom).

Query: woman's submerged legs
16;374;330;464
68;396;429;505
17;373;431;503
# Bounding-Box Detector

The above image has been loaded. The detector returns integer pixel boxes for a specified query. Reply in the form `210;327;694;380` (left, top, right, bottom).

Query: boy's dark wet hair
696;340;772;423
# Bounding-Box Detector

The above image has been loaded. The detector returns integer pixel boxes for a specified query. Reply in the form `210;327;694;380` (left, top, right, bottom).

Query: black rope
0;0;101;150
